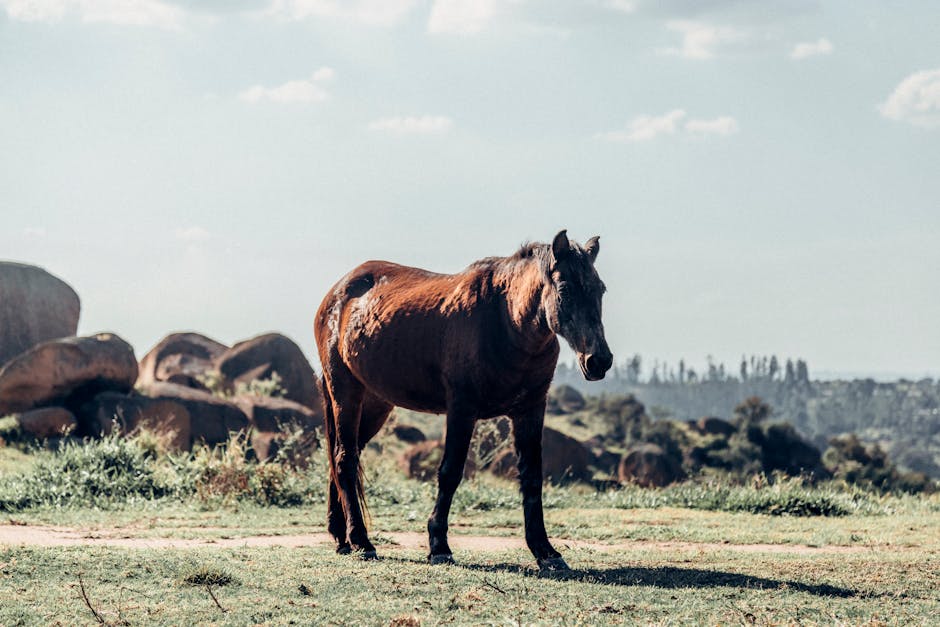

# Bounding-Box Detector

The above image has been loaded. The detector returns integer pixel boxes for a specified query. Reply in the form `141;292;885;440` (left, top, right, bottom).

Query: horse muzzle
578;351;613;381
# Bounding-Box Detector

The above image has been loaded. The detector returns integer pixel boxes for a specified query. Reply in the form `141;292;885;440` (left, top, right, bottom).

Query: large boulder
137;382;249;447
11;407;77;439
79;391;192;450
215;333;320;410
399;440;476;481
618;443;685;487
0;333;137;415
488;426;593;484
392;423;426;444
232;394;323;433
0;262;80;367
137;332;228;390
696;416;736;437
550;385;586;413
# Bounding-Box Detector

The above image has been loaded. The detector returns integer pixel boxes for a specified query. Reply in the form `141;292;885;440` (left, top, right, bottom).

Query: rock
696;416;736;437
551;385;586;413
760;423;826;477
618;443;685;487
592;448;622;475
488;426;593;484
80;391;192;450
0;262;80;366
233;395;323;433
399;440;476;481
14;407;77;439
0;333;138;415
137;382;249;447
215;333;320;410
392;423;426;444
471;416;512;467
488;448;518;479
137;332;228;391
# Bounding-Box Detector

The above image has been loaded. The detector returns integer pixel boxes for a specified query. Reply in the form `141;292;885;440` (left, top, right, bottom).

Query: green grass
2;541;937;625
1;435;939;624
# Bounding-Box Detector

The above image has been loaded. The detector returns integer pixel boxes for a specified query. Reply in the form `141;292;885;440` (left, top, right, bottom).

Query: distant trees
590;354;811;387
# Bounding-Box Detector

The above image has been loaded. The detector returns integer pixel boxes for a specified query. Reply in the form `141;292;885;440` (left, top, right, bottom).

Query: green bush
0;430;327;512
824;434;937;495
0;433;191;511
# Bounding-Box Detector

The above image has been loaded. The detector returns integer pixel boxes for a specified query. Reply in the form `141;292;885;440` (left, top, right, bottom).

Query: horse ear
585;236;600;263
551;230;570;263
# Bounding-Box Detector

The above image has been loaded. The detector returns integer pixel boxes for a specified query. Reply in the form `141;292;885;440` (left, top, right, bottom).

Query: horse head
542;229;613;381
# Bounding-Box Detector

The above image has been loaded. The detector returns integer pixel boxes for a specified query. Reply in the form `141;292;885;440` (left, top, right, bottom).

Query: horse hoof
538;557;570;572
428;553;455;565
359;550;378;561
336;545;351;555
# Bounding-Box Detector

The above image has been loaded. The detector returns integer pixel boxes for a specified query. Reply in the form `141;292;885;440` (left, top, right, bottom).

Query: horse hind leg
321;376;350;553
325;369;377;558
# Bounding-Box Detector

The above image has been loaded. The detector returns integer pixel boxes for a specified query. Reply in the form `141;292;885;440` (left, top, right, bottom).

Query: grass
2;540;938;625
1;433;939;623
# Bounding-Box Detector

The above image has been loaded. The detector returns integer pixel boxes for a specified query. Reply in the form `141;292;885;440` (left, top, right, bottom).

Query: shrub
598;477;857;516
0;432;191;511
189;431;318;507
824;434;937;494
0;430;327;512
198;371;286;399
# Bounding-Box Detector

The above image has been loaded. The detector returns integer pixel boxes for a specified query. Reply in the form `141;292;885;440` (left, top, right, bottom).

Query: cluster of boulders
396;417;595;486
1;261;835;491
0;263;322;461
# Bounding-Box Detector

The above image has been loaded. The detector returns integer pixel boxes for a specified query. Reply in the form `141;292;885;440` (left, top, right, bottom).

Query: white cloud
879;68;940;128
175;226;211;242
238;67;334;104
264;0;418;26
658;20;743;60
1;0;184;28
427;0;499;35
596;109;686;142
368;115;454;135
601;0;635;14
597;110;739;142
790;37;833;60
685;115;739;136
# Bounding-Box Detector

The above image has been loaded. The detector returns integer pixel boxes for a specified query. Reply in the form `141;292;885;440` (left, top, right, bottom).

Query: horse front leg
510;402;568;571
427;402;475;564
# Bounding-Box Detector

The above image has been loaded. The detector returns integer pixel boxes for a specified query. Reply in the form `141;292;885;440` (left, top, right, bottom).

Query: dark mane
510;241;544;260
469;241;551;274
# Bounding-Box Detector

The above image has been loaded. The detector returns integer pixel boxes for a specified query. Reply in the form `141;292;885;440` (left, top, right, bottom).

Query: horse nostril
586;354;612;375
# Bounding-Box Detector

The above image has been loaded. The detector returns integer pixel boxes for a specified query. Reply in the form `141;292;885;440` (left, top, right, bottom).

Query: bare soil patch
0;521;866;554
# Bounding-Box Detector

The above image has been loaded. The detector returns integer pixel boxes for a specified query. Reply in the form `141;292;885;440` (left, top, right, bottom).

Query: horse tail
358;455;371;528
319;375;339;489
319;373;370;528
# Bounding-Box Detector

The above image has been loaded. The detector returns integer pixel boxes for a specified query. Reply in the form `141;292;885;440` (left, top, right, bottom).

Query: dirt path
0;522;866;554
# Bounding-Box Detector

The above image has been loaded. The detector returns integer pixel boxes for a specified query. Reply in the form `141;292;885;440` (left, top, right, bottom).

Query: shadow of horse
381;556;859;598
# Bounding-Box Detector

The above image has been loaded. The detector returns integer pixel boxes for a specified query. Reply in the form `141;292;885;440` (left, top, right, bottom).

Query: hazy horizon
2;1;937;380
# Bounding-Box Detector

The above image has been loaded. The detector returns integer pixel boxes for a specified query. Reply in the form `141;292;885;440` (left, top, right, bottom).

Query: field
1;437;939;625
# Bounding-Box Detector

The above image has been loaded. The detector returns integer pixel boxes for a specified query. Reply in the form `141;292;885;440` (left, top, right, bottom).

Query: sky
1;0;938;380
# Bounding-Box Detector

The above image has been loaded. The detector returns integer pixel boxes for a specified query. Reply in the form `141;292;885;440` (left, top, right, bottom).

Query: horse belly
342;322;449;414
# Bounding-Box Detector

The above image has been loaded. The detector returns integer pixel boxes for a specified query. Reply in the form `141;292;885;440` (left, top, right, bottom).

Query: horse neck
493;255;554;355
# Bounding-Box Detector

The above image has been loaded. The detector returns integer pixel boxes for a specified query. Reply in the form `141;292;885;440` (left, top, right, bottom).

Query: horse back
315;260;557;416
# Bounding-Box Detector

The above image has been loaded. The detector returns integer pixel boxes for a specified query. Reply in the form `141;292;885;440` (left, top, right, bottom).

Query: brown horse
314;230;612;570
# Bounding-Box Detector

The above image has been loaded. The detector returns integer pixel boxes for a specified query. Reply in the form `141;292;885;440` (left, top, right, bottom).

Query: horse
314;229;612;570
